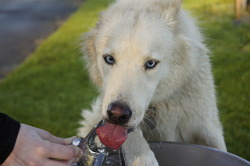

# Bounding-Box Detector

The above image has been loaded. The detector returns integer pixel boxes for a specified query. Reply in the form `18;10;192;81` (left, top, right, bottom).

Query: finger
44;141;83;160
47;135;68;145
39;130;68;145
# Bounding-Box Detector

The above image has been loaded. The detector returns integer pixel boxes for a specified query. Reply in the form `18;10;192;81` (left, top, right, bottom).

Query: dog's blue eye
145;60;159;69
104;55;115;65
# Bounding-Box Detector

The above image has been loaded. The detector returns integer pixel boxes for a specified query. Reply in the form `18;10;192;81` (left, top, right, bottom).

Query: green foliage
0;0;249;161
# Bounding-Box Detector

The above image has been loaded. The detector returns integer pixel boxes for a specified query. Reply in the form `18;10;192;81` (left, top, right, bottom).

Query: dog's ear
82;29;102;88
158;0;183;27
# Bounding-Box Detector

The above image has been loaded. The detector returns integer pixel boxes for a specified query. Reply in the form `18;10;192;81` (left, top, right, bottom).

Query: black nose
107;102;132;125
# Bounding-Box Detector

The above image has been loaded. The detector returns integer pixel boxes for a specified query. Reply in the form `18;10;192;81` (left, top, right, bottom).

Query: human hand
2;124;83;166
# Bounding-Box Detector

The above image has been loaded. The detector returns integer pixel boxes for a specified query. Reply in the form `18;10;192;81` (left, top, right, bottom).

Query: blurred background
0;0;249;161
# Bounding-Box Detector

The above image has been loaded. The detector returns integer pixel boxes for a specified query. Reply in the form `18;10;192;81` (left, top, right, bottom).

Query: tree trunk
235;0;247;19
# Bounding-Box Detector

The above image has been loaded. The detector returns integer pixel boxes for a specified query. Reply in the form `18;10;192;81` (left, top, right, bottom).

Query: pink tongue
96;122;128;150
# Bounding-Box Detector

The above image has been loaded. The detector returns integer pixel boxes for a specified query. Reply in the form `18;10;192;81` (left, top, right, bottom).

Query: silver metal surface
70;120;126;166
72;137;84;146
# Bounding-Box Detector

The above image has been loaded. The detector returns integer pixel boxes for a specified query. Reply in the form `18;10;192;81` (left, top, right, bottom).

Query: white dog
78;0;227;165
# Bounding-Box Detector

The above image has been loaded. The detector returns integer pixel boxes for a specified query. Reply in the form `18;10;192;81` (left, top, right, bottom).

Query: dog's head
82;0;207;128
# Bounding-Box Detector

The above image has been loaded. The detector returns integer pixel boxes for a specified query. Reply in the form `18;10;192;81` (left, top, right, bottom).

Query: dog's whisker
143;115;162;140
141;119;155;139
143;115;154;130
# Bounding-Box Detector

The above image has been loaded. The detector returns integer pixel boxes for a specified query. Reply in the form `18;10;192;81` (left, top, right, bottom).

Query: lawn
0;0;249;161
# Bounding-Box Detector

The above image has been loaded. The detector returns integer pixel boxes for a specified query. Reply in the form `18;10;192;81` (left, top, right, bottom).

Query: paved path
0;0;83;79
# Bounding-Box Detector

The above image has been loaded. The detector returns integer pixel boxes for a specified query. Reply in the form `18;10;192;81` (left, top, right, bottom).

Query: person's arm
0;114;83;166
0;113;20;164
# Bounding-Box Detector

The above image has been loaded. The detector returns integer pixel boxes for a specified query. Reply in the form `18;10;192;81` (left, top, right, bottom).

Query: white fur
78;0;227;165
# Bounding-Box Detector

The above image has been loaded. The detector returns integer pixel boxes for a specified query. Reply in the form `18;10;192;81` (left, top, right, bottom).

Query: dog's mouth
96;105;156;150
96;120;135;150
96;121;128;150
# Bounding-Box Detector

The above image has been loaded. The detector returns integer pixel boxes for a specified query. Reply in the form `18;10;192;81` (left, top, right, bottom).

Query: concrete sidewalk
0;0;83;79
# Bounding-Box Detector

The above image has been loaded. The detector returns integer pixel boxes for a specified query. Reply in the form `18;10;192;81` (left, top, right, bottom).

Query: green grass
0;0;111;136
184;0;250;160
0;0;249;161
